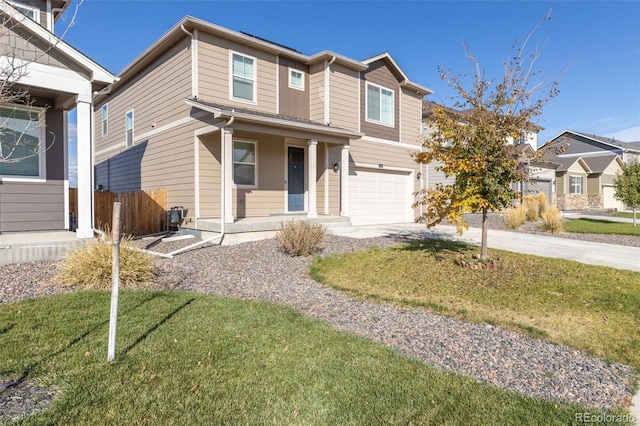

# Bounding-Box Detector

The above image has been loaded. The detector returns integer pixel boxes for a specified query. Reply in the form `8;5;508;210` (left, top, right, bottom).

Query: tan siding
400;88;423;145
197;33;277;113
360;60;401;141
587;176;600;195
568;161;587;174
316;145;326;214
278;58;309;119
328;146;341;215
556;173;566;195
601;173;617;186
349;139;418;170
329;64;359;131
309;63;325;123
198;133;221;218
603;160;622;176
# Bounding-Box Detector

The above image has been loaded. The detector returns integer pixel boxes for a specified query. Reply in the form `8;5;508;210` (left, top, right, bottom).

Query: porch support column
340;144;350;217
76;99;93;238
222;128;234;224
307;139;318;219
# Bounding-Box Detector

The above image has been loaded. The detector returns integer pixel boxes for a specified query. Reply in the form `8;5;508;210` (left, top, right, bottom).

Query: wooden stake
107;202;122;362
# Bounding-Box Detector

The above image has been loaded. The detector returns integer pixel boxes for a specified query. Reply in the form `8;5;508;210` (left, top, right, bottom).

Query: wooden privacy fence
69;188;167;235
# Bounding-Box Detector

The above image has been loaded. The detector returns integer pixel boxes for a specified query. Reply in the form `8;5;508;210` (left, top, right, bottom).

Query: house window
125;110;134;147
9;2;39;21
570;176;583;194
518;132;526;144
366;82;394;126
0;105;43;178
233;140;256;186
231;52;256;102
288;68;304;91
101;104;108;137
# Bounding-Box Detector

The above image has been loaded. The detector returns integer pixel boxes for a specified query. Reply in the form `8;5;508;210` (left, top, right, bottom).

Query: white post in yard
107;202;122;362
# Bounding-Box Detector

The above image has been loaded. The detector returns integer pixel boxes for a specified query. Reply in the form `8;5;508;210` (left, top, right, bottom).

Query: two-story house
541;130;634;210
93;16;432;235
0;0;114;237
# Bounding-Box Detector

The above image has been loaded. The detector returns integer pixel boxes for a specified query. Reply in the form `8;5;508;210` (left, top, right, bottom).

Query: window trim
125;109;134;148
101;104;108;137
229;51;257;104
232;138;258;188
569;175;583;194
288;68;305;91
0;103;46;181
8;1;40;22
365;82;395;127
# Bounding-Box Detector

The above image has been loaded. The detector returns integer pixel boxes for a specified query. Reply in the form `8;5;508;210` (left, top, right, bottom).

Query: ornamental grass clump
537;192;549;216
503;204;527;229
540;206;565;234
524;196;540;222
56;233;155;289
275;220;324;256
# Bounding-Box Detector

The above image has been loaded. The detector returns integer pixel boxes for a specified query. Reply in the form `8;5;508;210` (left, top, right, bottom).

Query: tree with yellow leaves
413;11;560;259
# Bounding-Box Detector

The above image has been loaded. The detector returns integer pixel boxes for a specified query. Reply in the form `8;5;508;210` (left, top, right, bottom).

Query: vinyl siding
400;88;423;146
0;107;66;232
587;176;600;195
603;160;622;176
329;63;359;131
601;173;617;186
278;57;309;119
327;145;341;215
198;132;221;218
556;173;566;195
197;32;277;113
94;37;192;157
308;63;325;123
360;60;400;141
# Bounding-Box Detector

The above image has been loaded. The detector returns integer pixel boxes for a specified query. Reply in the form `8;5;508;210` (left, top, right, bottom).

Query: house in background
93;16;432;235
542;130;632;210
420;100;556;204
0;0;114;237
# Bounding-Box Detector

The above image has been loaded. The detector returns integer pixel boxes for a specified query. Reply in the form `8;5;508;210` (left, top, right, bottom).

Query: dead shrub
524;196;540;222
275;220;325;256
56;233;155;289
504;205;527;229
540;206;565;234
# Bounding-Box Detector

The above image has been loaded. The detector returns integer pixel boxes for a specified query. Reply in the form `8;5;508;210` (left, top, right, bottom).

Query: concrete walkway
332;223;640;272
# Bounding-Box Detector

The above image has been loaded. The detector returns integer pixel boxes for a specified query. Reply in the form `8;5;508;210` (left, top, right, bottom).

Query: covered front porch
187;98;363;232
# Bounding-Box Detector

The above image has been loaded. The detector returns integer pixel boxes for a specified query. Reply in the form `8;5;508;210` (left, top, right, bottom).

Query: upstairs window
0;105;43;178
366;82;394;126
233;140;256;186
570;175;583;194
125;110;134;147
9;2;39;21
231;52;256;102
101;104;108;137
288;68;304;91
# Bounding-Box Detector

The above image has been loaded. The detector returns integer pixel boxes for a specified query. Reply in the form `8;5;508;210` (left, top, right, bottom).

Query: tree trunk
634;207;637;227
481;207;488;259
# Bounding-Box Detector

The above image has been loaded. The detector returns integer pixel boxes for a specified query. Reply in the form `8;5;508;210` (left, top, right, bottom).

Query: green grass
0;290;627;425
564;218;640;235
311;239;640;370
614;211;639;219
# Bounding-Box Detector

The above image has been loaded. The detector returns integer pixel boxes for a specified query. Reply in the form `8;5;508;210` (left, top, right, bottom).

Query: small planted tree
614;159;640;226
413;11;560;259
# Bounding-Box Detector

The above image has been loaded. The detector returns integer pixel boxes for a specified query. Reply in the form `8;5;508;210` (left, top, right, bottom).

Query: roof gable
582;154;624;174
545;130;640;155
362;52;433;95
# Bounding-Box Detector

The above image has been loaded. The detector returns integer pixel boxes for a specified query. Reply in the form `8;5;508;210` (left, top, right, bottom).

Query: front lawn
0;290;617;425
564;218;640;235
614;212;639;220
311;239;640;370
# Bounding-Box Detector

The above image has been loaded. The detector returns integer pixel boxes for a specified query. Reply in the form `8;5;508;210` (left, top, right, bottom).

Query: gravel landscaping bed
0;232;636;421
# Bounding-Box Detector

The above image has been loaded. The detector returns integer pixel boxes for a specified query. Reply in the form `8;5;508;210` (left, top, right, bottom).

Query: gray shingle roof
581;155;620;174
571;131;640;152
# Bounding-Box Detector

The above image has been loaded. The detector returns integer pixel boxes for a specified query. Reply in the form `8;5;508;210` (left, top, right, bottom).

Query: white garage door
348;168;413;226
603;186;623;210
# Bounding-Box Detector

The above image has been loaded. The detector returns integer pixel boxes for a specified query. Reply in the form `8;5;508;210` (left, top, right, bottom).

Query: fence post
107;202;122;362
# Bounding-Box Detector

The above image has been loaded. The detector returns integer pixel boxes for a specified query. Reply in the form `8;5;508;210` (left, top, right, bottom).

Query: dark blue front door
288;146;305;211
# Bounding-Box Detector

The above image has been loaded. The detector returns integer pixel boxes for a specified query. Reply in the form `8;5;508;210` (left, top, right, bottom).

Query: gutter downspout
324;56;336;125
180;24;198;98
165;112;235;256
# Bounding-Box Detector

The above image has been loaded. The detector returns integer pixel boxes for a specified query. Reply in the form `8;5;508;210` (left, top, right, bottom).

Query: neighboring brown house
0;0;114;236
582;155;625;210
553;156;591;210
92;17;433;233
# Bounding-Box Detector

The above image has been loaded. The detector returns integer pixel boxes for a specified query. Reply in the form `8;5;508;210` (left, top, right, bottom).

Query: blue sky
61;0;640;185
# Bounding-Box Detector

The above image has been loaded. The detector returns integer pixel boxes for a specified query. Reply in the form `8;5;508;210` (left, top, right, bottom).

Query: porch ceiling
186;98;363;141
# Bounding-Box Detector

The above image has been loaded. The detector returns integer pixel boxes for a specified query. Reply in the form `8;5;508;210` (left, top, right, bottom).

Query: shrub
524;196;540;222
537;192;549;216
540;207;565;234
504;205;527;229
57;233;155;289
275;220;324;256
